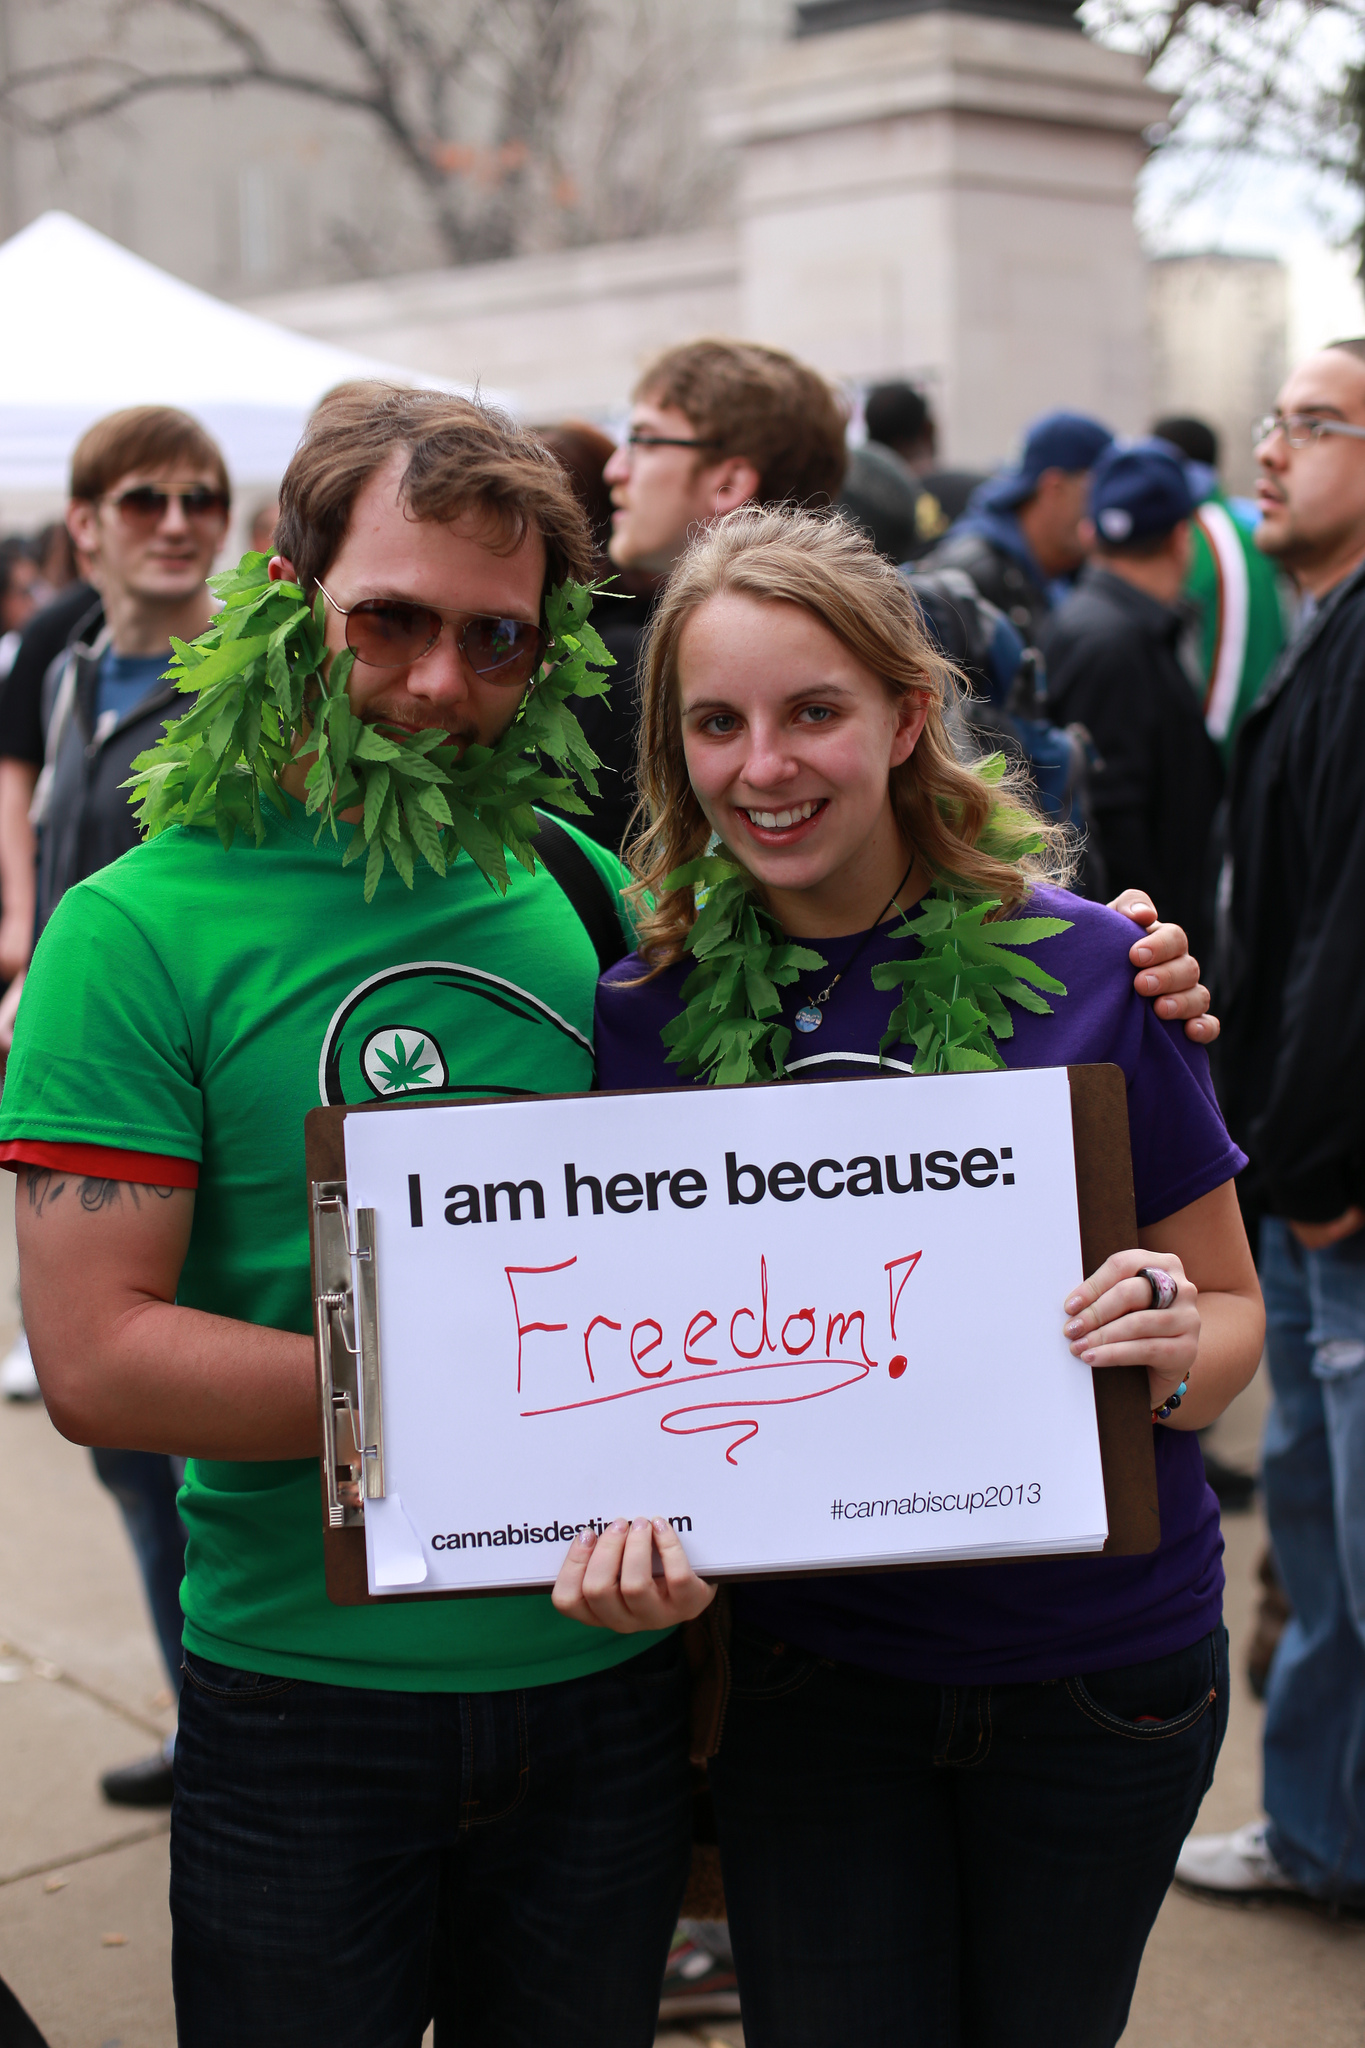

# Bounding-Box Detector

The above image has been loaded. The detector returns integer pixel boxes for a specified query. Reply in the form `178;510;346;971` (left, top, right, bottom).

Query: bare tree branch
0;0;745;272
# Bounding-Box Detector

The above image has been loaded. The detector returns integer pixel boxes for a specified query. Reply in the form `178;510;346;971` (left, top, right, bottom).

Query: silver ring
1140;1266;1178;1312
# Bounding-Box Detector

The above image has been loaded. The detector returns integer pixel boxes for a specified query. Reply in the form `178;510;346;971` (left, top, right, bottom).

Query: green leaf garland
870;892;1071;1073
659;854;825;1086
125;551;614;901
661;815;1070;1086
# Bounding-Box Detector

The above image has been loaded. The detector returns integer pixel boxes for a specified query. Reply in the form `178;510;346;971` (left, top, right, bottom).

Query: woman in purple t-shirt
554;508;1264;2046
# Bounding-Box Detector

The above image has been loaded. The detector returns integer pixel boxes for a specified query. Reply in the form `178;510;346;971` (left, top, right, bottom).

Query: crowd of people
0;322;1357;2046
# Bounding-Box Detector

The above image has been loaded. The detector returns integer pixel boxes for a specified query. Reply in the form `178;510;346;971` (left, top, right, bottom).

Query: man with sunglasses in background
0;404;230;1807
1178;342;1365;1907
0;386;691;2045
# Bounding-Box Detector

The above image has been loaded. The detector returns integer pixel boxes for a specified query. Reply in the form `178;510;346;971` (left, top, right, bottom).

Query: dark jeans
709;1620;1229;2048
171;1635;691;2047
90;1447;187;1695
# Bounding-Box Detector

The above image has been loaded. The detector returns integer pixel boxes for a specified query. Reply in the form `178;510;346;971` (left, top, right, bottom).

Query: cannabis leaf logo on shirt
371;1033;436;1093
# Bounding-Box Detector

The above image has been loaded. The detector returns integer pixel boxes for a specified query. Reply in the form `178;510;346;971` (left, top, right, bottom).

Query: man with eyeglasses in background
1177;342;1365;1907
0;405;230;1807
546;339;849;859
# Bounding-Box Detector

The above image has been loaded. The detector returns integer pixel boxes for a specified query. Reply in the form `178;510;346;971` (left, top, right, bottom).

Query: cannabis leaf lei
658;853;825;1086
660;762;1071;1086
870;893;1071;1072
126;551;613;901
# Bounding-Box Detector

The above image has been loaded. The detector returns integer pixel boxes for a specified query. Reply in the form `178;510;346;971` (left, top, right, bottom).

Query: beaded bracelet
1152;1379;1189;1423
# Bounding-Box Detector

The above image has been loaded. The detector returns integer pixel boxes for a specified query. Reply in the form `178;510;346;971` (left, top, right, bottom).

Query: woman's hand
552;1516;717;1633
1290;1206;1365;1251
1063;1249;1199;1415
1108;891;1218;1045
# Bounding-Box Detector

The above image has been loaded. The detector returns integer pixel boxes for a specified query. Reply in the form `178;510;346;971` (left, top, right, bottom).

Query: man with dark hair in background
1152;413;1286;755
925;408;1113;643
567;339;849;856
0;405;231;1807
843;380;987;563
1041;439;1224;962
1177;341;1365;1905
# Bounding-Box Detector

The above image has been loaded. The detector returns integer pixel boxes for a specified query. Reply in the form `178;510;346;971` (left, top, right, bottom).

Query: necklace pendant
794;1003;823;1034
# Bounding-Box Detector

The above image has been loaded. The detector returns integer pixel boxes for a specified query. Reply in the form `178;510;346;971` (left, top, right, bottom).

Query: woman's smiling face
676;591;928;913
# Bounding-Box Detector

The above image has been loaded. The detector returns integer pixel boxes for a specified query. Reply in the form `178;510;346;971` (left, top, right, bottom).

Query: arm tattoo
25;1169;67;1217
26;1170;179;1218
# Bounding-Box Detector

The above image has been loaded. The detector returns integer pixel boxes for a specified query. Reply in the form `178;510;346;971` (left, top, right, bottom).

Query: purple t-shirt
593;885;1246;1683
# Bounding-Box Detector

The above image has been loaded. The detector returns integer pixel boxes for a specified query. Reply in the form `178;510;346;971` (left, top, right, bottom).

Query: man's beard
360;703;491;751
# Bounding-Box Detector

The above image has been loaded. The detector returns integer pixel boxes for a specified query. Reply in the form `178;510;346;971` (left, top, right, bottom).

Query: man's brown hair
635;340;848;507
275;383;592;599
70;406;230;504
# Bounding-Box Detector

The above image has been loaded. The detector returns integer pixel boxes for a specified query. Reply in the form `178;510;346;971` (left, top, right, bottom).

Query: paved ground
0;1168;1361;2045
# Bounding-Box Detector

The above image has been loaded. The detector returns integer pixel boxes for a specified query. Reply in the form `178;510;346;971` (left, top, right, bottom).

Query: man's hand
1109;891;1218;1044
1289;1207;1365;1251
552;1517;716;1633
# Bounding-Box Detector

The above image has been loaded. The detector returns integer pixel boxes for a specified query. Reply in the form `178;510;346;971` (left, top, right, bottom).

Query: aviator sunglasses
108;485;231;526
315;582;548;683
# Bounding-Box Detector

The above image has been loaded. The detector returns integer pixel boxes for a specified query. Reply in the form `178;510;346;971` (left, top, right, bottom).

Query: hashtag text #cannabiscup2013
830;1484;1043;1521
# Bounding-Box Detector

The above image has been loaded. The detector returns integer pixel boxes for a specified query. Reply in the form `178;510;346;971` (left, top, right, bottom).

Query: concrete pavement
0;1166;1361;2044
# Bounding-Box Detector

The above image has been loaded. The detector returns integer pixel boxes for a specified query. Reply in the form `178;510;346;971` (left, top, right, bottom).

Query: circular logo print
318;960;592;1105
1098;506;1134;541
360;1026;450;1098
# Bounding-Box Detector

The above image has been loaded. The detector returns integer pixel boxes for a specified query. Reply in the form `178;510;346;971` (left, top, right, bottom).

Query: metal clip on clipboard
311;1181;386;1528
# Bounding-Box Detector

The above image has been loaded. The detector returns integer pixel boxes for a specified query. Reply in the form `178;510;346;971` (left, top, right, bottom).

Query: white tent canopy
0;211;453;499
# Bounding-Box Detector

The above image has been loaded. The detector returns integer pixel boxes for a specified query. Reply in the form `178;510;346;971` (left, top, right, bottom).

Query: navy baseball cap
1090;439;1195;545
986;410;1115;510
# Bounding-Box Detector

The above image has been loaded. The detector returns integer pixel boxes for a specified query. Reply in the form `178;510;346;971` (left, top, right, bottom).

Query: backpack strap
532;812;629;976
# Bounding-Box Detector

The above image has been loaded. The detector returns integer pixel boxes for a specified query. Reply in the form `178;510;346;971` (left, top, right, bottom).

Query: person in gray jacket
0;405;229;1810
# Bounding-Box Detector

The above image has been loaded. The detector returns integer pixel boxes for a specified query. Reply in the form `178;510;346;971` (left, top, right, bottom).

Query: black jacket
921;527;1053;645
543;583;657;860
1214;558;1365;1224
35;612;183;936
1041;567;1223;962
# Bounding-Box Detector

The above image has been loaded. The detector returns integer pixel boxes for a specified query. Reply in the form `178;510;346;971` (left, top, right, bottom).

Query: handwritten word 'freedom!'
502;1250;923;1464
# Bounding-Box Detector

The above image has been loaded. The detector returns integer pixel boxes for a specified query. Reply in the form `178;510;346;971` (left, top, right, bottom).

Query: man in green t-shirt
0;389;693;2045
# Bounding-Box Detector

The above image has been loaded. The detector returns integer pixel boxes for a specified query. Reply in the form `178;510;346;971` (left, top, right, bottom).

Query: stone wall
1149;255;1289;498
250;10;1168;468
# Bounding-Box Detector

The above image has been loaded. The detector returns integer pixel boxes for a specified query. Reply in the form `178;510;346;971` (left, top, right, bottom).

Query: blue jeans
170;1634;691;2047
90;1448;187;1695
1259;1216;1365;1896
709;1620;1228;2048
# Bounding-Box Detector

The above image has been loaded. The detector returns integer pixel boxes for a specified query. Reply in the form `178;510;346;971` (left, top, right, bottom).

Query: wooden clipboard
306;1062;1159;1606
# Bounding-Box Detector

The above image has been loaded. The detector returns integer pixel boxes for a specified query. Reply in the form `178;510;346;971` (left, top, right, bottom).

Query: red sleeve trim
0;1140;199;1188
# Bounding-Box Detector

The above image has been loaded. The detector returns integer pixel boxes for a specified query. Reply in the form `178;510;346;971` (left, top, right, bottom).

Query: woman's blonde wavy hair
625;505;1072;967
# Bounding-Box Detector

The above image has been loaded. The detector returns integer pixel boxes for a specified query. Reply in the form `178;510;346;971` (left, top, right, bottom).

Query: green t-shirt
0;799;662;1692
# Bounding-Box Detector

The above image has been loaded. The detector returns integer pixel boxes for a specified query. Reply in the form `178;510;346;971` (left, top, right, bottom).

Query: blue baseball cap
985;410;1115;510
1090;439;1195;545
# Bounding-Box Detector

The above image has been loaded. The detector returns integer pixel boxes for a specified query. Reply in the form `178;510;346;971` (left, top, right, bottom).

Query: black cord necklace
792;855;918;1035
